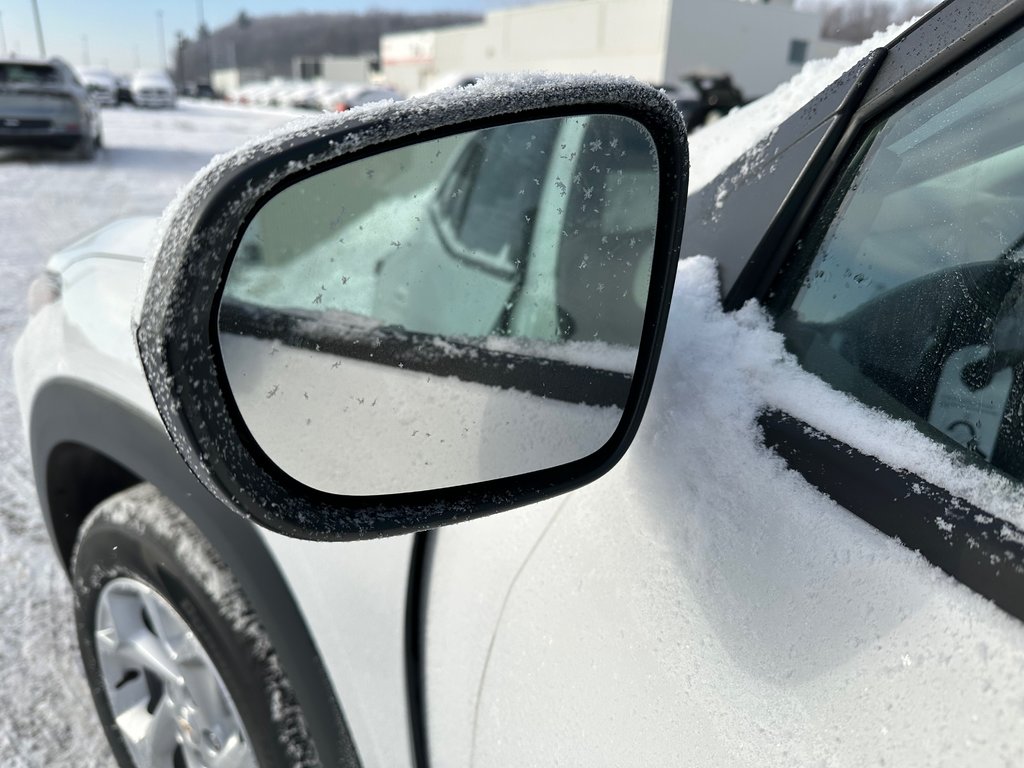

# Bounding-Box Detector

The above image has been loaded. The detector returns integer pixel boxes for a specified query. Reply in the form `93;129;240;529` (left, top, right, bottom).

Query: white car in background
12;1;1024;767
77;67;119;107
130;70;176;108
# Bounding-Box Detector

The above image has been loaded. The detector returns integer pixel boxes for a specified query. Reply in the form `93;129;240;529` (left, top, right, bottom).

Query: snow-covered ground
0;102;295;767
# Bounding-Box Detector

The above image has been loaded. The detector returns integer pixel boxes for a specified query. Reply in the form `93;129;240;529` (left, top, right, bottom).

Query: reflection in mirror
218;114;660;495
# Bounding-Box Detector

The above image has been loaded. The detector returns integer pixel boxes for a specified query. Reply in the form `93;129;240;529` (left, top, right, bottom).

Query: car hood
47;215;160;274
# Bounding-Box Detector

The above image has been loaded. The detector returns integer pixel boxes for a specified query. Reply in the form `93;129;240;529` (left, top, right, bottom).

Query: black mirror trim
137;75;688;540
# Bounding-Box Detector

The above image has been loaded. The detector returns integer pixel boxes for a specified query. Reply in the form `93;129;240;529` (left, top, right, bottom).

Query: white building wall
381;31;438;93
384;0;672;92
382;0;834;98
210;67;264;94
664;0;827;97
320;55;373;84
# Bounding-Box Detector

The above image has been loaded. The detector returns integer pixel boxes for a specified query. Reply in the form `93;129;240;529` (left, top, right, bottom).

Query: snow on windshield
688;17;919;192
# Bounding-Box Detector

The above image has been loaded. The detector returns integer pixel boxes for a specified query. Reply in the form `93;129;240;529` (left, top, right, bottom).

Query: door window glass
775;25;1024;478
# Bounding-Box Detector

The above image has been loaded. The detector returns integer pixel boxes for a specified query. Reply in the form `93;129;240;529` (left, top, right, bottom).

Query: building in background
210;66;266;94
382;0;843;97
291;54;375;84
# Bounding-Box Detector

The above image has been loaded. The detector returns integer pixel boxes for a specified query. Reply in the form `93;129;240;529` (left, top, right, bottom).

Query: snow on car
8;1;1024;766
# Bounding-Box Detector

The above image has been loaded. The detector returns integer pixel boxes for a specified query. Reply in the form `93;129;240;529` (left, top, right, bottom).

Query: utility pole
196;0;211;80
0;13;7;56
81;34;89;66
31;0;46;57
156;10;166;70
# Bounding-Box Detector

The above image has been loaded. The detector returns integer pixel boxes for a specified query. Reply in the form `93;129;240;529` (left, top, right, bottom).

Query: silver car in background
0;58;102;159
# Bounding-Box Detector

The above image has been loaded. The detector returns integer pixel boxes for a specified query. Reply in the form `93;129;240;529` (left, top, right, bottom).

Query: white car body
130;70;175;108
15;207;1024;768
12;3;1024;766
77;68;118;107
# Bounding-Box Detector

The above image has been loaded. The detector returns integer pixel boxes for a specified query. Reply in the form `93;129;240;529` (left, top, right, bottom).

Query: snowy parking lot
0;102;295;767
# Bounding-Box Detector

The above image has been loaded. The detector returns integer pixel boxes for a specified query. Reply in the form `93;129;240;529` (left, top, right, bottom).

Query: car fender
28;378;362;768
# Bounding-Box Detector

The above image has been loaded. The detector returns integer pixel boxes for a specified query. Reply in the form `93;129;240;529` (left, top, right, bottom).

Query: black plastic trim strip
220;299;632;409
760;409;1024;622
405;531;431;768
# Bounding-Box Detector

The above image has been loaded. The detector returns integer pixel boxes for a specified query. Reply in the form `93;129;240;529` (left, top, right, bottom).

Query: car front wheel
71;483;321;768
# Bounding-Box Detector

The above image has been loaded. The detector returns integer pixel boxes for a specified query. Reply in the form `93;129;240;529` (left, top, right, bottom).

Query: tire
71;484;322;768
73;134;96;160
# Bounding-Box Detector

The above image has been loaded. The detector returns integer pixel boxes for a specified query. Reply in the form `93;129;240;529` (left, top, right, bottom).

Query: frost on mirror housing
219;114;658;496
137;75;688;539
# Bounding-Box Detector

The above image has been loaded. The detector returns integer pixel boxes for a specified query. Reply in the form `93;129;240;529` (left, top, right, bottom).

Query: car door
422;8;1024;767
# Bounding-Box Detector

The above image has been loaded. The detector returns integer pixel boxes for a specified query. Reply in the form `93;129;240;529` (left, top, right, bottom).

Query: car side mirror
137;75;687;539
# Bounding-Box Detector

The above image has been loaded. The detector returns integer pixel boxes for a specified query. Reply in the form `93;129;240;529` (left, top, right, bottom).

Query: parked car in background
0;58;102;159
319;83;403;112
129;70;176;108
414;71;484;96
13;1;1024;767
659;73;745;128
76;67;119;107
283;81;333;110
181;81;219;100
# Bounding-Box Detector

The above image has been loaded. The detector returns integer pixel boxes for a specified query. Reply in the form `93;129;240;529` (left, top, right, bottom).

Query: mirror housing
137;74;687;540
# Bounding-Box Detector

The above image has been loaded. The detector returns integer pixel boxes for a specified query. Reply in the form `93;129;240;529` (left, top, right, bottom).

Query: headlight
27;270;62;316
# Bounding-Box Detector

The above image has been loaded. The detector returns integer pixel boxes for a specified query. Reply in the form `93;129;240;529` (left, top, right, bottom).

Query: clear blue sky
0;0;513;71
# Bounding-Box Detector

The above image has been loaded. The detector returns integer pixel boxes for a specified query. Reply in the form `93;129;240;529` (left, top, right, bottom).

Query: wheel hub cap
94;577;258;768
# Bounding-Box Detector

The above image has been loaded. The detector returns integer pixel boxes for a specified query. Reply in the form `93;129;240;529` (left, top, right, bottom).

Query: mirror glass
218;114;660;495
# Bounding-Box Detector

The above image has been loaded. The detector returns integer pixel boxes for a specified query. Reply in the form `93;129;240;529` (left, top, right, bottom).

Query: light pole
31;0;46;57
157;10;167;70
196;0;210;80
0;13;7;56
81;34;89;66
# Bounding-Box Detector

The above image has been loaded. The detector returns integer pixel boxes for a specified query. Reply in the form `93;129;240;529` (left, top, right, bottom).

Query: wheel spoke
104;670;150;720
181;663;227;724
140;589;185;652
118;693;180;768
210;734;258;768
120;629;185;687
